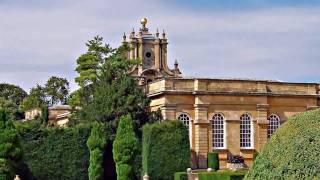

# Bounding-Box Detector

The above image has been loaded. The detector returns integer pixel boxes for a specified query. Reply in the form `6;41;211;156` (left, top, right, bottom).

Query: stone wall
147;78;320;168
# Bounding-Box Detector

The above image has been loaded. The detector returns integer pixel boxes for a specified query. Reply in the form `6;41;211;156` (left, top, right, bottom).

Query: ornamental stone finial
140;17;148;32
130;28;135;38
122;32;126;42
162;29;166;39
174;59;179;69
140;17;148;26
156;28;159;38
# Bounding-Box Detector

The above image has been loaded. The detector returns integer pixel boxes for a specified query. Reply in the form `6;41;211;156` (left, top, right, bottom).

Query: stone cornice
160;103;177;110
194;104;210;109
147;90;319;98
307;106;319;111
257;104;269;110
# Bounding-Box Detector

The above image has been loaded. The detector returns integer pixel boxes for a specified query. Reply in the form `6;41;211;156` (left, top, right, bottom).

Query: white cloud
0;0;319;92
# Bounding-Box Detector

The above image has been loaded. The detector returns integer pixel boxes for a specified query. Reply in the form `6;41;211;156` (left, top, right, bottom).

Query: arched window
268;114;281;138
212;113;225;149
240;113;253;148
178;113;190;127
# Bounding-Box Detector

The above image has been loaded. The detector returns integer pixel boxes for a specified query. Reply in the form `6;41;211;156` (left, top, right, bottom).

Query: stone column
256;104;269;151
160;104;177;120
194;104;209;168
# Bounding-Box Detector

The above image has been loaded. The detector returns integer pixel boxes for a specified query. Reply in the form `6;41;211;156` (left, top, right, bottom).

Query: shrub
198;170;246;180
16;122;91;180
252;152;259;161
113;115;138;180
246;109;320;179
174;172;188;180
142;120;190;180
174;170;246;180
87;122;108;180
0;109;23;179
208;152;219;170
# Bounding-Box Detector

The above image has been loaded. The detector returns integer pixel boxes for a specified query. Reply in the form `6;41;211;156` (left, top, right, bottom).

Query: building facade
125;18;320;169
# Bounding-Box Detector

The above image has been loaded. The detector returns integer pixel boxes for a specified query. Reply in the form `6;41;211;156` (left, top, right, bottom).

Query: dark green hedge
174;170;246;180
246;109;320;179
198;170;246;180
142;120;190;180
252;152;259;161
16;121;91;180
208;152;219;170
174;172;188;180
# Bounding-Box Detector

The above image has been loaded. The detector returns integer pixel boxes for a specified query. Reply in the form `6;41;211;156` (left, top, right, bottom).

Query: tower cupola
125;18;182;84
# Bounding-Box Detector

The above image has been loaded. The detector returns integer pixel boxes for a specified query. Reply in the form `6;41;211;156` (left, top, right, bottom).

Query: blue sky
0;0;319;91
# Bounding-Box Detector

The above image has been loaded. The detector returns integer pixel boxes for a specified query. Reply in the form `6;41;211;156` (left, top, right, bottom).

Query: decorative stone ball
14;175;21;180
187;168;192;173
207;168;213;172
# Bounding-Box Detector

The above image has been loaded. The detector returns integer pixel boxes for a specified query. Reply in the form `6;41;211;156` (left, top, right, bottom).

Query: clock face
144;50;154;68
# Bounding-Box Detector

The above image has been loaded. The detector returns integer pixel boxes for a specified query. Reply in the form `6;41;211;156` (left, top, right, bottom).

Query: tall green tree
74;36;114;106
0;108;23;179
113;115;139;180
44;76;69;106
0;83;27;120
73;36;149;128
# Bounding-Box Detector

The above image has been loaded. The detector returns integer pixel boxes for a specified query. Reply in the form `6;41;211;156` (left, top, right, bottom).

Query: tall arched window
212;113;225;149
240;113;253;148
268;114;281;138
178;113;190;127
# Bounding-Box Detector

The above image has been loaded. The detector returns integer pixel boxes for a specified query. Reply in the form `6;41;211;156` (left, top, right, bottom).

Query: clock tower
122;18;181;85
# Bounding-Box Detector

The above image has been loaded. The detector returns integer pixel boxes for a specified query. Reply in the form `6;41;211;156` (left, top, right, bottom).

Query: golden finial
140;17;148;26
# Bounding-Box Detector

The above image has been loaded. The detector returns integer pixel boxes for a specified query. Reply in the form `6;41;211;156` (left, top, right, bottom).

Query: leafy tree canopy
0;83;27;106
72;36;150;129
44;76;69;106
0;83;27;119
21;84;46;111
21;77;70;111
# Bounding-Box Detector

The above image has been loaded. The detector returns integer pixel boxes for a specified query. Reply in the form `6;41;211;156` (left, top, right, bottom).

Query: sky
0;0;319;92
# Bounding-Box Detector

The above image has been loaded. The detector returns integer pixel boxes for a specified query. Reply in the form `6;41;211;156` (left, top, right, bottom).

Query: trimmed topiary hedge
174;170;246;180
246;109;320;179
142;120;190;180
113;115;139;180
16;121;91;180
208;152;219;170
174;172;188;180
252;152;259;161
198;170;246;180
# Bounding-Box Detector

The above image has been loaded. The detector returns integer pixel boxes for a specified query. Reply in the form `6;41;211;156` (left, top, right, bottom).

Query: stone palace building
124;18;320;169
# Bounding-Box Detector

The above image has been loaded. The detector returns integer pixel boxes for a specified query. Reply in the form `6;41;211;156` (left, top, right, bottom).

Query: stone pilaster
256;104;269;151
138;38;144;74
160;104;177;120
194;104;209;168
154;38;160;69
